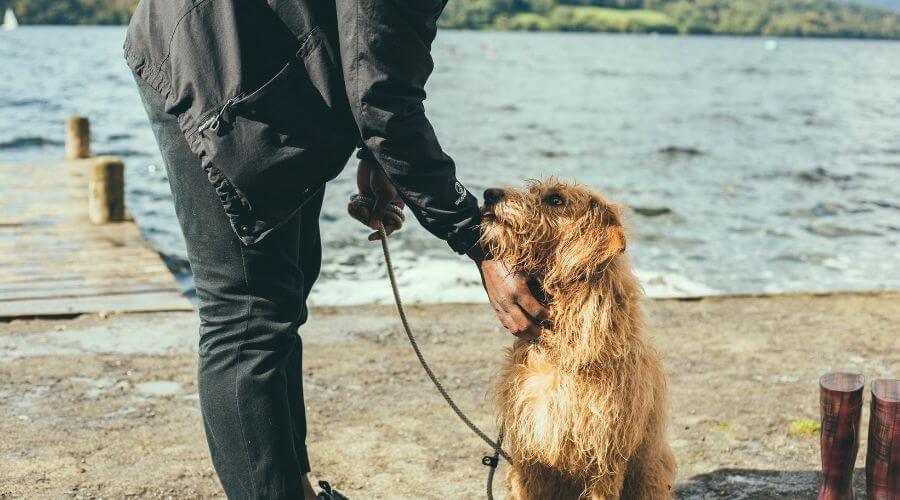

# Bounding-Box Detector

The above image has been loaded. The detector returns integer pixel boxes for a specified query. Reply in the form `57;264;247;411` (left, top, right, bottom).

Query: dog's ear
590;200;627;261
553;200;626;282
605;221;627;257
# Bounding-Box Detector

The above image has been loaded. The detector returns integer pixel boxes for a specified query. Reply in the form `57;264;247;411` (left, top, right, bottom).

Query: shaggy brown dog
480;179;676;499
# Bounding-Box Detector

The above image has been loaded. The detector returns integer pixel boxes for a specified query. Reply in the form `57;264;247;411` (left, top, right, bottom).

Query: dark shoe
819;372;865;500
866;379;899;500
318;480;350;500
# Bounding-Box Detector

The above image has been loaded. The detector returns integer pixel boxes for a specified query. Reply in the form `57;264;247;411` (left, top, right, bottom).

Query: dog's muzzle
483;188;504;208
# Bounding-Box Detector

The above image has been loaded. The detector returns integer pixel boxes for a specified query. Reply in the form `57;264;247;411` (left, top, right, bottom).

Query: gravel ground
1;292;897;499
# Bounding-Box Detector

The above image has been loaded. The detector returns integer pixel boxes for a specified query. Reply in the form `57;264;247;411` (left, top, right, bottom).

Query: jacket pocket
193;28;353;243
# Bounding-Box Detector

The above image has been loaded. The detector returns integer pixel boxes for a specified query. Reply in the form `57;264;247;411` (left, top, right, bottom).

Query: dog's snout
483;188;505;207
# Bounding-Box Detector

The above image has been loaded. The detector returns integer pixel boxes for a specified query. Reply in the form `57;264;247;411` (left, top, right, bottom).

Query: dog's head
479;179;626;284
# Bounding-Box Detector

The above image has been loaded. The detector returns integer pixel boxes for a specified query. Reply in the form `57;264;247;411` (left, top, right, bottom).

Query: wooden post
88;156;125;224
66;116;91;159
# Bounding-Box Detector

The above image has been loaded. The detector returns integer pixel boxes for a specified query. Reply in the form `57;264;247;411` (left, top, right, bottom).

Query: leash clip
482;455;499;468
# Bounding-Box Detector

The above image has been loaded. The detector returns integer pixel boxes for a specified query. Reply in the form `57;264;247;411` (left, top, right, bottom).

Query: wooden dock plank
0;291;194;317
0;160;192;318
0;284;187;302
0;276;179;294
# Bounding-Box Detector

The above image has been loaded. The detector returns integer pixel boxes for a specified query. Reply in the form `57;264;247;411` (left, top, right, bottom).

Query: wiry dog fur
480;179;676;499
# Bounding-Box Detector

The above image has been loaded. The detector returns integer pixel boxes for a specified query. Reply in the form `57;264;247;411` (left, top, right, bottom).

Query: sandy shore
1;292;897;498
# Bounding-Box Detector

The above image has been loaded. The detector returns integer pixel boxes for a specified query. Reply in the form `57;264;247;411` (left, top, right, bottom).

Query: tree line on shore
441;0;900;37
2;0;899;39
2;0;134;24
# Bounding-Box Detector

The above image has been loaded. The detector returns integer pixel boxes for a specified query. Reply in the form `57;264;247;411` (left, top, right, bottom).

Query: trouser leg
134;75;319;499
287;186;325;474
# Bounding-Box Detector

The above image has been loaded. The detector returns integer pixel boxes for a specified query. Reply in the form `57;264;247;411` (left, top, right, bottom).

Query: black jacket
124;0;481;253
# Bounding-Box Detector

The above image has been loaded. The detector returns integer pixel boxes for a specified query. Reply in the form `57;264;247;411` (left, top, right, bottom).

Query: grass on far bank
495;6;678;33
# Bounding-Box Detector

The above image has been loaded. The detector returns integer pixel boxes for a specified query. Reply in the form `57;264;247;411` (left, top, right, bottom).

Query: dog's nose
483;188;505;207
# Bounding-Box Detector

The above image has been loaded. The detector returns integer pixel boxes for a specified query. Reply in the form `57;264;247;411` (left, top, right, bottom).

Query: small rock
632;206;673;217
658;146;704;156
537;150;565;158
731;423;751;441
807;224;880;238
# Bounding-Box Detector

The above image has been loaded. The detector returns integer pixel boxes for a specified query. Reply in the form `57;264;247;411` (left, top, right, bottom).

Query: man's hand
469;247;549;340
356;158;404;240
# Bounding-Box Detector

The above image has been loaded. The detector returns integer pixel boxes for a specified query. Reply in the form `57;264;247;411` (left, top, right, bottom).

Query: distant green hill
1;0;135;24
442;0;900;38
2;0;900;38
842;0;900;10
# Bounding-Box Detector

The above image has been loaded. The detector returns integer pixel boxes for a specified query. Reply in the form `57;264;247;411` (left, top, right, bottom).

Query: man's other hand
468;248;549;340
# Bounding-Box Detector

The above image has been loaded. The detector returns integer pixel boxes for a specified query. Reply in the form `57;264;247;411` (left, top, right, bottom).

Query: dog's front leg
618;431;677;499
586;467;627;500
506;465;529;500
506;461;585;500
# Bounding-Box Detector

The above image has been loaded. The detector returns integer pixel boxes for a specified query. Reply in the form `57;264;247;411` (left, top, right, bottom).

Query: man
125;0;547;497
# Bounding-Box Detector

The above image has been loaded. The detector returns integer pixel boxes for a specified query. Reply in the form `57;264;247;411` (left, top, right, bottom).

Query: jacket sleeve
336;0;481;254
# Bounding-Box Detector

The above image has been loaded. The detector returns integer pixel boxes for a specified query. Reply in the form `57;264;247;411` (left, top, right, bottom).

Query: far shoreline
6;23;900;42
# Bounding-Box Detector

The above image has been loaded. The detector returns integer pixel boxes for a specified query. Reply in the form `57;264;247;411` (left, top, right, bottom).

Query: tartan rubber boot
819;372;865;500
866;379;899;500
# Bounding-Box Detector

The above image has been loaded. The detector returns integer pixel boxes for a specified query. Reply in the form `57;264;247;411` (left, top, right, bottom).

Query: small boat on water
3;8;19;31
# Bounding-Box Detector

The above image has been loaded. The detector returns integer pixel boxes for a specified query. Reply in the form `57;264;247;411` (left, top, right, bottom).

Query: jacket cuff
356;145;376;162
447;219;481;255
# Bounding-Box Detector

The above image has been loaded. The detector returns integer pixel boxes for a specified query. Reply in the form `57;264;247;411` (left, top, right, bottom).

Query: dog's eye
546;194;565;206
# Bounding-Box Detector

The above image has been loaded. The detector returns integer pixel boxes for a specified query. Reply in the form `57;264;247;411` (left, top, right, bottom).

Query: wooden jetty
0;117;192;318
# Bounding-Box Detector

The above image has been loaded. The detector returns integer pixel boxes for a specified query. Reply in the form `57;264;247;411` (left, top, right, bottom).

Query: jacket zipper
197;96;239;135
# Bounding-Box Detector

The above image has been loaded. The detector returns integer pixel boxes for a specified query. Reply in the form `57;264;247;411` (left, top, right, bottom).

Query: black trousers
136;75;321;499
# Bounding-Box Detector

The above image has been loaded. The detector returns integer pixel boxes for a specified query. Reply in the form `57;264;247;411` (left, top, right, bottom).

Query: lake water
2;27;899;304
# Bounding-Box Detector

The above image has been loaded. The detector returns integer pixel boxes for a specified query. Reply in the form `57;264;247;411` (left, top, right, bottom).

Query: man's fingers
347;198;372;226
504;305;541;340
368;221;400;241
518;324;542;340
479;259;545;340
382;206;404;234
515;288;550;325
369;197;390;231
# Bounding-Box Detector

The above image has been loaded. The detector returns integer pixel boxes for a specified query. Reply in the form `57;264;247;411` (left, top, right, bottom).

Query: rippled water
2;27;899;303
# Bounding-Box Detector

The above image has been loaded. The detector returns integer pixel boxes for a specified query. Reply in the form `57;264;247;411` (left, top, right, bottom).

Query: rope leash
376;227;510;499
